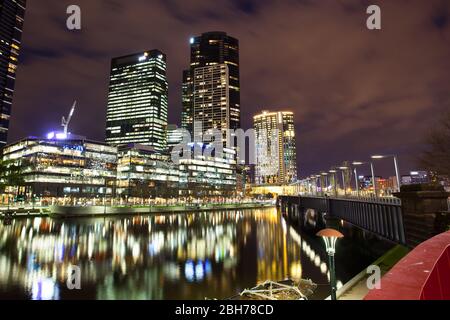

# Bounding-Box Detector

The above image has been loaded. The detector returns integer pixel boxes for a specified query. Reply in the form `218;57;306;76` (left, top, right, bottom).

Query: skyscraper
182;31;240;135
192;64;229;144
254;111;298;185
181;69;193;134
0;0;26;146
106;50;168;153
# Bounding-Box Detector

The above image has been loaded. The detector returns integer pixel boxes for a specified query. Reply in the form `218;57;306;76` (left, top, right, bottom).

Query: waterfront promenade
0;201;275;219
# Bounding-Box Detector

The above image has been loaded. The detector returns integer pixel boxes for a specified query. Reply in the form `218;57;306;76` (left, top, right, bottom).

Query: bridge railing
328;197;406;245
279;195;406;245
297;193;402;205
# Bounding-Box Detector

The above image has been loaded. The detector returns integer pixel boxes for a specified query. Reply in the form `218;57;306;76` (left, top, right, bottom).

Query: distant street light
329;170;337;196
315;175;321;194
317;228;344;301
321;172;329;194
371;154;401;192
352;162;363;196
353;161;377;197
338;166;349;196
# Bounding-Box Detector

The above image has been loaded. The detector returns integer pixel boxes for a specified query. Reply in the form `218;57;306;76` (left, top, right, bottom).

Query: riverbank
0;208;49;219
48;202;275;218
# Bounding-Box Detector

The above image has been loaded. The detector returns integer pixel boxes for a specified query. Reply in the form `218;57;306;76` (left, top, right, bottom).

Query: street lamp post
307;177;312;194
329;170;337;197
317;228;344;301
338;167;349;196
315;175;321;195
371;154;401;192
370;162;377;197
352;161;376;197
321;173;329;195
353;168;359;196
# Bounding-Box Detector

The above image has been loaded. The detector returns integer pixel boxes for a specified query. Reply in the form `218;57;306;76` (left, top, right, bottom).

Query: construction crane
61;101;76;136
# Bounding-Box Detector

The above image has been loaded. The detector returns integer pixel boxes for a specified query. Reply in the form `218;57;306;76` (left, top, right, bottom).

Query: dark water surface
0;208;390;300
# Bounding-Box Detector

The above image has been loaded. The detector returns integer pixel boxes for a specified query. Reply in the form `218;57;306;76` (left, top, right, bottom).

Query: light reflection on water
0;208;356;300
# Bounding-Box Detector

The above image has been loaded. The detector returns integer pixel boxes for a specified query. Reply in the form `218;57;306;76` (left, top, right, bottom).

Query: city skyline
0;1;449;305
6;0;450;178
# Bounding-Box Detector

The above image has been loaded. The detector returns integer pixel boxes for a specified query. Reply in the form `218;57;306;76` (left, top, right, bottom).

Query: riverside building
2;134;117;200
178;144;237;198
116;143;180;199
254;111;298;185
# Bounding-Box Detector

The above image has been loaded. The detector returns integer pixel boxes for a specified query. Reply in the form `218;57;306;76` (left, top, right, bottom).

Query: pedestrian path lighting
352;161;377;197
309;176;316;194
315;174;322;194
338;166;349;196
371;154;401;192
321;172;329;194
329;169;337;196
352;162;364;196
317;228;344;300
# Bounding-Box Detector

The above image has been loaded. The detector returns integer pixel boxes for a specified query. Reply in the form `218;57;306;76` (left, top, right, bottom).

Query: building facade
182;32;240;135
106;50;168;152
116;144;179;199
192;64;229;145
0;0;26;146
254;111;298;185
181;70;193;134
401;171;431;186
167;124;183;153
178;144;237;198
2;135;117;199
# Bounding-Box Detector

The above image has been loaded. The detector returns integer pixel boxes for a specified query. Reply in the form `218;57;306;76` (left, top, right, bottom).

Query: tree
0;158;26;195
420;111;450;178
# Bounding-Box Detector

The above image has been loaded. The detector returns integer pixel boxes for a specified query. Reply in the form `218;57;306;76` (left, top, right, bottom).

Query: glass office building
178;144;237;198
106;50;168;152
0;0;26;146
182;32;240;134
254;111;298;185
116;144;180;199
2;135;118;199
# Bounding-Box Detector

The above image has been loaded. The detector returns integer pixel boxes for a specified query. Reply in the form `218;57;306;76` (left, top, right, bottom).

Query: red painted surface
365;231;450;300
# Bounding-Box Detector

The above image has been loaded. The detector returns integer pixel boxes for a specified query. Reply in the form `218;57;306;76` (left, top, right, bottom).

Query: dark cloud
9;0;450;177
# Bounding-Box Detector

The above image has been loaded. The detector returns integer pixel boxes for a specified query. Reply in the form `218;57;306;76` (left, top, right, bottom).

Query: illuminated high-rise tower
254;111;298;185
192;64;230;144
0;0;26;146
182;32;240;135
106;50;168;153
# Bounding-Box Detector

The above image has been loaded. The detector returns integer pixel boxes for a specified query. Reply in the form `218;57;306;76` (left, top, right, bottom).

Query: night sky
9;0;450;178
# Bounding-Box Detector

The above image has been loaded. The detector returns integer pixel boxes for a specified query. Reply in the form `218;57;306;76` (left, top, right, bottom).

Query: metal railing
298;192;402;205
279;194;406;245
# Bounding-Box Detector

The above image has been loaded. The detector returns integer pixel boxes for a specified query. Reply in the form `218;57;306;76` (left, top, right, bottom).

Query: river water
0;208;391;300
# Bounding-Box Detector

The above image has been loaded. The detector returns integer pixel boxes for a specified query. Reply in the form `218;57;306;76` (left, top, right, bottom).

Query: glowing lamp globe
316;228;344;256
